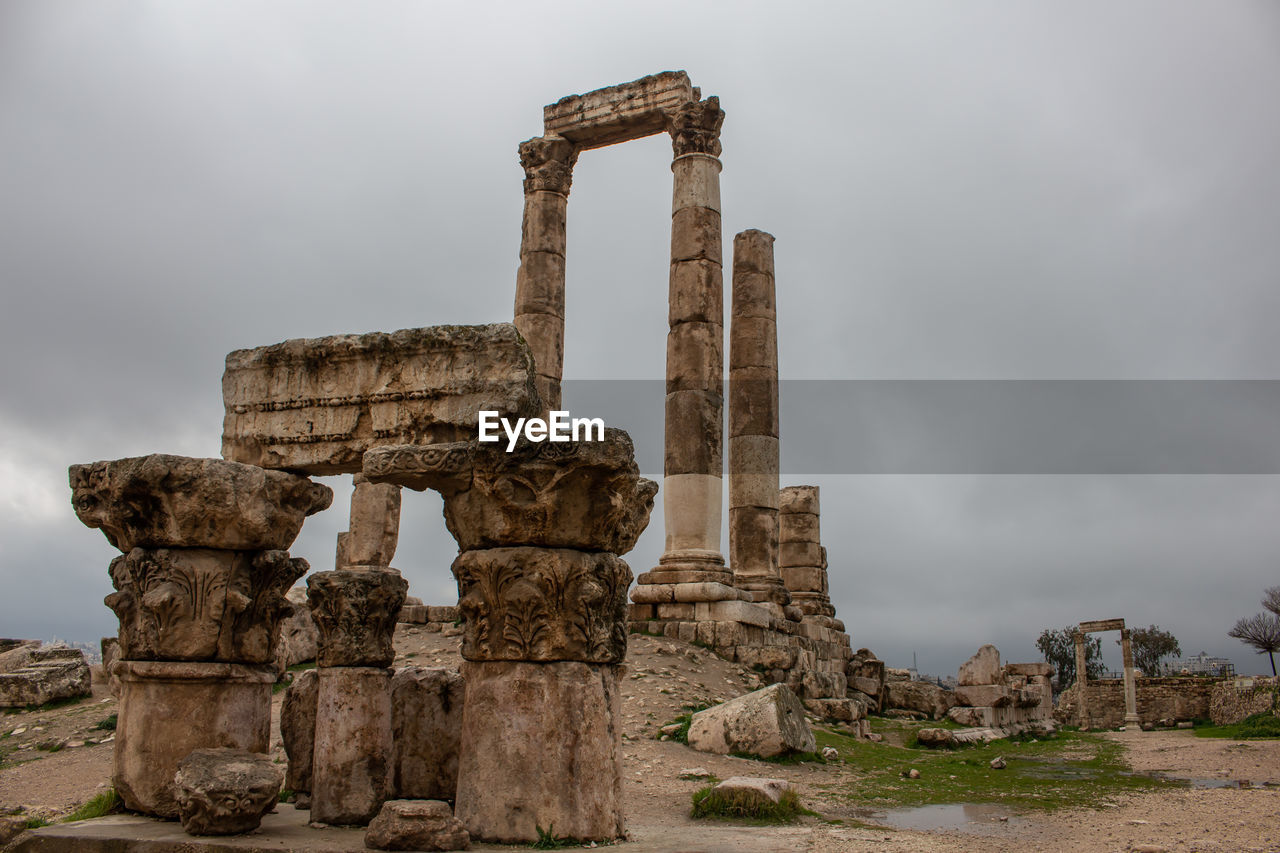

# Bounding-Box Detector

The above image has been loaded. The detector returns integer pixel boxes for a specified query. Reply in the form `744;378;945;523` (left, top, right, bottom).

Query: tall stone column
729;230;788;606
778;486;833;617
1120;628;1140;726
1073;630;1090;728
661;97;728;578
513;136;576;412
335;473;401;571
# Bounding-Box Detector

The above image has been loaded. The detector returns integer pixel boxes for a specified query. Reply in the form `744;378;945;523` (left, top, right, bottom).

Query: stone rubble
687;683;816;757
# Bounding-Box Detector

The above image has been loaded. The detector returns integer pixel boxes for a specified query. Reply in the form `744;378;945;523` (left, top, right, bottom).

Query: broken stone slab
455;660;624;843
307;570;407;668
955;684;1013;708
391;667;463;801
542;70;697;150
106;548;308;664
174;748;283;836
0;646;91;708
883;680;957;721
453;548;632;663
70;455;332;552
363;428;657;555
222;324;540;475
1004;661;1054;678
957;644;1003;686
365;800;470;852
281;668;318;795
687;683;815;758
706;776;796;809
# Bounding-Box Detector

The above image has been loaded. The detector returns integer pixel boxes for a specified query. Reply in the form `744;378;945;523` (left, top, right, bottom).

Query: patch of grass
1194;712;1280;740
730;750;826;765
529;823;580;848
278;788;294;803
3;696;87;715
92;713;117;731
812;724;1182;812
62;790;120;823
24;817;50;829
690;784;812;822
35;741;63;753
660;700;719;745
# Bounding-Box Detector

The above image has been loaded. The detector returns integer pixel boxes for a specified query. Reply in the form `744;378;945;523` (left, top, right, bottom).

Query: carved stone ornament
454;547;632;663
665;96;724;158
518;135;578;195
105;548;307;664
363;428;657;554
306;570;408;667
70;455;332;552
174;748;283;836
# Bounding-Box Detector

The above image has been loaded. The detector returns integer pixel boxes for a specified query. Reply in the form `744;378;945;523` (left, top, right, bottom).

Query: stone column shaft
336;473;401;570
1073;631;1090;728
513;136;576;412
1120;629;1140;725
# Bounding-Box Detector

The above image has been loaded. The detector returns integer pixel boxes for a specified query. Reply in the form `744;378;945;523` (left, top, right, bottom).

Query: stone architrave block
452;548;632;664
281;668;318;794
365;800;470;852
70;455;332;553
364;429;656;555
958;645;1003;686
1004;662;1054;678
174;748;283;836
955;684;1013;708
687;684;816;757
222;324;540;475
106;548;308;665
0;647;92;708
308;570;408;668
543;71;696;149
391;667;464;801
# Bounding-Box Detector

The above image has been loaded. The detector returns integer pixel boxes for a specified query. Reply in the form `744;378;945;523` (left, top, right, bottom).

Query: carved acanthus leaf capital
519;136;578;195
665;96;724;158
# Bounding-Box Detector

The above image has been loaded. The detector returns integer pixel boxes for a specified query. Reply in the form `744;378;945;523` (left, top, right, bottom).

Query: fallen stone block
0;647;91;708
687;683;815;757
174;748;282;836
365;800;470;851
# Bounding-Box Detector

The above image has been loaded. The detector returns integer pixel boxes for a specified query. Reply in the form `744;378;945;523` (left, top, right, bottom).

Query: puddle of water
1146;773;1266;789
858;803;1026;834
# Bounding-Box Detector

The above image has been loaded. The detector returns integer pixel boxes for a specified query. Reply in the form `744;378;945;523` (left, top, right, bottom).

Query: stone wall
1056;677;1222;728
1209;676;1278;725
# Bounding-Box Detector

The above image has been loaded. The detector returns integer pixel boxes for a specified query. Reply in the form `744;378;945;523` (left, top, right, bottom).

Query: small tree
1037;626;1103;692
1229;613;1280;676
1124;625;1181;676
1263;585;1280;618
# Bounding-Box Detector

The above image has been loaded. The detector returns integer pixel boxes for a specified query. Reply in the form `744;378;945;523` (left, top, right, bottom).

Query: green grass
273;662;317;695
690;783;814;822
529;823;581;848
730;750;827;765
23;817;50;829
92;713;117;731
3;696;87;715
660;700;719;745
62;790;120;823
1194;713;1280;740
811;724;1183;812
35;741;63;753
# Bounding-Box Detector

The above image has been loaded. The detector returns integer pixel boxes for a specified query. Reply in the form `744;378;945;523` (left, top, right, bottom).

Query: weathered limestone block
803;698;861;722
174;748;282;836
221;325;540;475
687;684;815;757
779;485;819;516
706;777;796;810
114;660;274;817
955;684;1012;708
364;429;656;554
451;548;632;663
276;587;319;668
883;680;957;721
958;645;1003;686
101;637;121;697
1004;662;1053;678
307;570;408;668
543;71;695;149
312;666;393;826
280;668;318;795
106;548;307;664
337;475;401;569
455;660;624;843
69;455;331;552
0;647;92;708
391;667;463;801
366;800;470;852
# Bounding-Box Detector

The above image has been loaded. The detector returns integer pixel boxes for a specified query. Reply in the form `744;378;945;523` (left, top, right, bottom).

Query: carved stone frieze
306;570;408;667
453;547;632;664
518;136;578;195
665;97;724;158
105;547;306;664
363;428;657;554
70;455;332;553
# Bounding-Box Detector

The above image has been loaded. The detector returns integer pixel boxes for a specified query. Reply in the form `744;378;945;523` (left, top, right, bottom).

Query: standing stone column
1120;628;1140;726
335;473;401;571
513;136;576;412
729;230;788;606
1073;630;1090;728
307;570;408;826
660;97;728;580
779;486;831;617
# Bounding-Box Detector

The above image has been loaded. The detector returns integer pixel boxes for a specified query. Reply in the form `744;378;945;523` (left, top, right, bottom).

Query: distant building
1169;651;1233;676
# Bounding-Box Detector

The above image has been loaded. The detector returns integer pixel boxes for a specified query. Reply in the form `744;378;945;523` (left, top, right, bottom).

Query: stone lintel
1079;618;1125;633
543;71;696;150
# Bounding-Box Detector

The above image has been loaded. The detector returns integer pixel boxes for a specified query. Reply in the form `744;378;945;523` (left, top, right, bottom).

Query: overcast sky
3;2;1279;677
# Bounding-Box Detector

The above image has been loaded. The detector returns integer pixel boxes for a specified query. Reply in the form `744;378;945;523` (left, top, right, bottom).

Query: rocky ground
2;627;1278;851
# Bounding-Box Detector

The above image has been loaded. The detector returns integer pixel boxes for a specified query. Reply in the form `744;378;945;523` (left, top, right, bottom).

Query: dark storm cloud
3;1;1279;676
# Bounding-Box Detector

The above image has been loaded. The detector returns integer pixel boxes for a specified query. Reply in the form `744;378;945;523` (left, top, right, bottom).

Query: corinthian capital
518;136;578;195
665;96;724;158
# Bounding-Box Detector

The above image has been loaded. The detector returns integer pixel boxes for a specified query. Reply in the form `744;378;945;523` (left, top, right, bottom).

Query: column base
114;660;274;818
736;576;792;607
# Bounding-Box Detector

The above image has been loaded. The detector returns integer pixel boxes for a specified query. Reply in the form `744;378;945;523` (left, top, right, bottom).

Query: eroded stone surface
453;548;632;663
70;455;331;552
222;325;539;475
365;800;470;852
106;548;307;664
708;776;795;808
307;571;407;668
174;748;282;836
391;667;463;801
312;666;392;826
958;644;1003;686
281;668;318;795
687;684;815;758
364;429;656;554
543;71;695;150
276;587;319;668
0;646;91;708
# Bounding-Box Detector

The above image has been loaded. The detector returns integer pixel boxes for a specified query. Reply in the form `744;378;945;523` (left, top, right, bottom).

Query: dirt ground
3;628;1278;852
